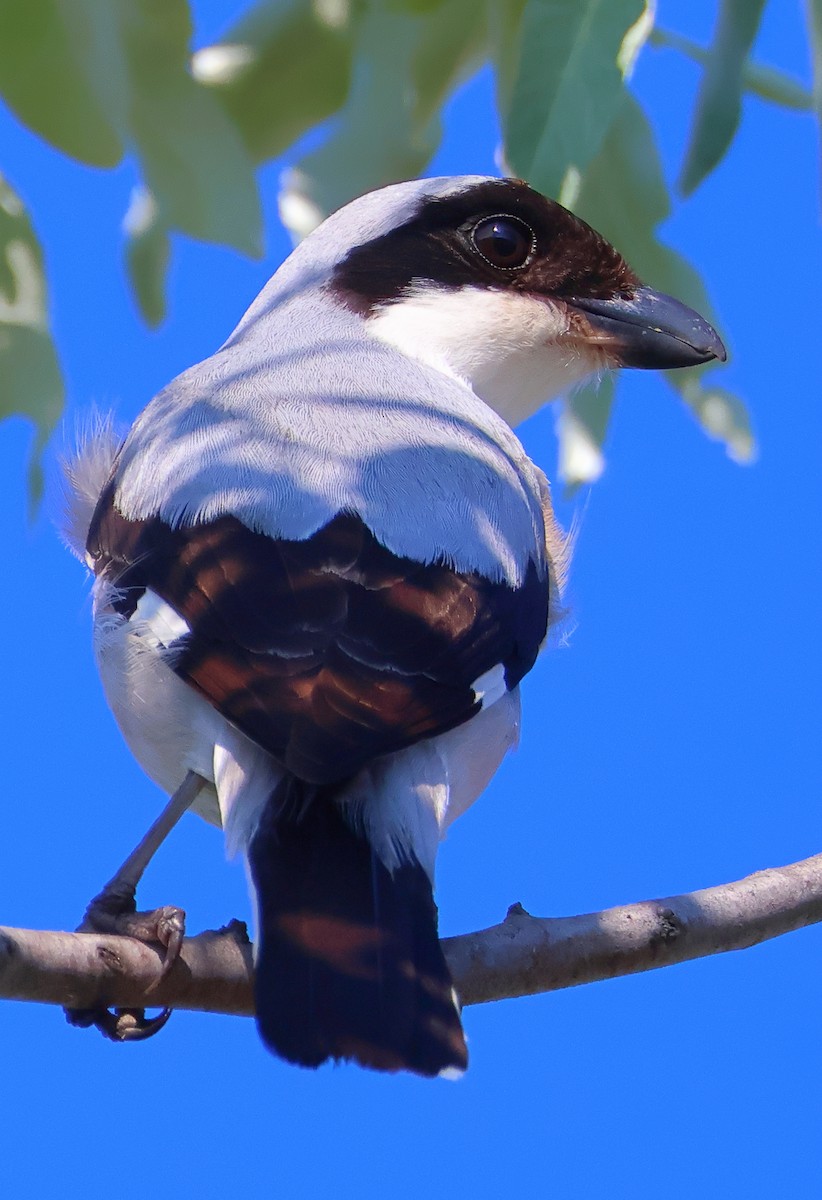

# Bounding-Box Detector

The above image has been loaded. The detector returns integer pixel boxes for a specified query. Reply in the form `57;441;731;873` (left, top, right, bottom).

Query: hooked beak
569;286;727;369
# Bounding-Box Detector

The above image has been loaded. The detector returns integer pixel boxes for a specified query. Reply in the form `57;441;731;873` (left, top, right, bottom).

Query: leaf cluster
0;0;815;487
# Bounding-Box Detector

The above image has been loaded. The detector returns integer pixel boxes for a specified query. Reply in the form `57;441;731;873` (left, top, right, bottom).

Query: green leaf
0;0;123;167
412;0;488;126
573;95;754;462
280;0;486;237
572;91;671;247
669;376;756;464
487;0;528;122
0;174;64;452
123;187;171;327
805;0;822;211
503;0;649;198
807;0;822;90
195;0;353;165
0;1;262;256
121;1;262;256
556;375;615;491
678;0;769;196
382;0;451;12
650;27;812;111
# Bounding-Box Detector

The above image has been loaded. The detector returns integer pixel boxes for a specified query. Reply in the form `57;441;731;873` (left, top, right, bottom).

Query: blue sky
1;3;821;1198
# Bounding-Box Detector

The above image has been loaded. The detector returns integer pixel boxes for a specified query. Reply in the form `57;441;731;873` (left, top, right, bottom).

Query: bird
62;175;726;1076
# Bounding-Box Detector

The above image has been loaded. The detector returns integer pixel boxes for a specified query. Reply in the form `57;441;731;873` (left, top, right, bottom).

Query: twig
2;852;822;1016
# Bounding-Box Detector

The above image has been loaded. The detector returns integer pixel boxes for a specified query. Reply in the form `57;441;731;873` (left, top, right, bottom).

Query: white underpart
92;587;226;827
369;284;600;427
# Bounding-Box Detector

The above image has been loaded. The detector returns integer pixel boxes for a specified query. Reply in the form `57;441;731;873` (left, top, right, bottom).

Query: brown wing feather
88;483;549;785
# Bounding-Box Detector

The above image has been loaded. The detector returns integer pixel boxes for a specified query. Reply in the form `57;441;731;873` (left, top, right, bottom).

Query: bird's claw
110;904;186;990
65;882;186;1040
65;1004;173;1042
80;884;186;983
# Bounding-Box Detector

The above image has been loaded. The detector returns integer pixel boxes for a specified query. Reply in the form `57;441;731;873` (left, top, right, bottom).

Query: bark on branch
2;852;822;1018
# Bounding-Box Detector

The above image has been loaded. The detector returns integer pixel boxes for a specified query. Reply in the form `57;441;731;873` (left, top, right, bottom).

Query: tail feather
247;776;467;1076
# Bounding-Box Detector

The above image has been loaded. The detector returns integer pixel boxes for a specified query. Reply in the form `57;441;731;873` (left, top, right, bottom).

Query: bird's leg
78;770;206;960
65;771;206;1041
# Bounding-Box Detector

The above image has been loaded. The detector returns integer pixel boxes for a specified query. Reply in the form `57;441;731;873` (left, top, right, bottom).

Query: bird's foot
64;879;187;1041
65;1003;173;1042
79;879;186;984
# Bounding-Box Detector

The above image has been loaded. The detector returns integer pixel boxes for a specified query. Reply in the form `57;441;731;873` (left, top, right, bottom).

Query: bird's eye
471;215;535;270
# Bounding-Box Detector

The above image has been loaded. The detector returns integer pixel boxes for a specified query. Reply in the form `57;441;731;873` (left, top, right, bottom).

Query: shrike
63;175;725;1076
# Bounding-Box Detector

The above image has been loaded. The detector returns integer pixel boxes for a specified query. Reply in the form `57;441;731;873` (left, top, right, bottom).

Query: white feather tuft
58;412;122;562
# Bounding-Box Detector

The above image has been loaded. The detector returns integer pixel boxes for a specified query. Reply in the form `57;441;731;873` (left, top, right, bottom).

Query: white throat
367;284;598;427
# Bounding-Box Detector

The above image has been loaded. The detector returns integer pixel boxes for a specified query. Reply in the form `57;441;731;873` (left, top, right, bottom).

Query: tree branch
3;853;822;1018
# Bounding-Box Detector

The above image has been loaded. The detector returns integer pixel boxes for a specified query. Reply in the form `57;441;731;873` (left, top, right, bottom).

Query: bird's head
325;175;726;425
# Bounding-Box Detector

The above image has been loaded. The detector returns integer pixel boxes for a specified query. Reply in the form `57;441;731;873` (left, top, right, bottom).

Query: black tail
247;777;468;1076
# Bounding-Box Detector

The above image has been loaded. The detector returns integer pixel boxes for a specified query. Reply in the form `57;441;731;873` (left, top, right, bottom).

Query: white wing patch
132;589;191;648
471;663;507;709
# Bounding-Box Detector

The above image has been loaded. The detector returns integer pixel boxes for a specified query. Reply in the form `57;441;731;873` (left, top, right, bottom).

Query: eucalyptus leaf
574;96;753;462
380;0;450;13
123;188;171;328
280;0;486;237
556;375;614;490
651;26;812;111
574;92;670;244
504;0;649;198
121;1;262;256
0;0;123;167
678;0;768;196
488;0;528;121
807;0;822;83
667;375;755;464
197;0;353;164
805;0;822;210
0;175;63;447
0;1;262;257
